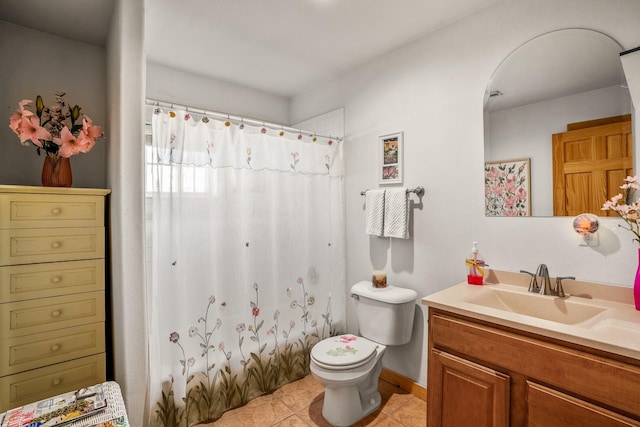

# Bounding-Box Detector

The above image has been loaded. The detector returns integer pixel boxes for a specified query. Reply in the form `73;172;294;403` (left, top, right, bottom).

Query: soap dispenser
466;242;487;285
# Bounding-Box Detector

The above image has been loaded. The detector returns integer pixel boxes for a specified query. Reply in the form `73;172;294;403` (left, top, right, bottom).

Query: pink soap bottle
466;242;486;285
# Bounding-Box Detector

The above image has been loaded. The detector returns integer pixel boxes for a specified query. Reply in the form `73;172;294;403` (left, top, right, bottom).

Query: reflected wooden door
552;116;633;216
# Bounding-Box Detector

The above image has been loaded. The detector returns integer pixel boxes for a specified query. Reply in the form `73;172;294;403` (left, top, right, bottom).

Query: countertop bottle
466;242;486;285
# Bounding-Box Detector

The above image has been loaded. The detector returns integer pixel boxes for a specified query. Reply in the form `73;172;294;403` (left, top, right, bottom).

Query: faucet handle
554;276;576;298
520;270;538;292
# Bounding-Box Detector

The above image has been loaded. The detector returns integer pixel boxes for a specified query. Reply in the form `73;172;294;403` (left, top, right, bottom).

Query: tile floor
197;374;427;426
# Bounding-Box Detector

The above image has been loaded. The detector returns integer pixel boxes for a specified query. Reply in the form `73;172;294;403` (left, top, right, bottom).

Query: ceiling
0;0;115;48
1;0;502;98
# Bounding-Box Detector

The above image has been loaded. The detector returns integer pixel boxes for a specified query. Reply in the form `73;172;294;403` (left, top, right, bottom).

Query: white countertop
422;272;640;361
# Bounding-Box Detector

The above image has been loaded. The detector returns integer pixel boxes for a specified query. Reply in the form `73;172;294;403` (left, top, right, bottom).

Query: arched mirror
484;29;633;217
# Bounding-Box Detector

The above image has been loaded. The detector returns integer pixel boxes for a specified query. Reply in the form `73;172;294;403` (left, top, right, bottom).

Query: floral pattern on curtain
147;108;346;426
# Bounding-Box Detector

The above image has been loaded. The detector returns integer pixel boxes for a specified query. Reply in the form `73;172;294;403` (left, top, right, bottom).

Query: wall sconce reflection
573;213;599;246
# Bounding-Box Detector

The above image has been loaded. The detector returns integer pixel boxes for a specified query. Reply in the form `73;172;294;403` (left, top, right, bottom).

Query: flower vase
42;155;72;187
635;248;640;310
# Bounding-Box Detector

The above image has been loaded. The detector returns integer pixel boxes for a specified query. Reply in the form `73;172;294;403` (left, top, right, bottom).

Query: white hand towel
365;189;385;237
384;188;410;239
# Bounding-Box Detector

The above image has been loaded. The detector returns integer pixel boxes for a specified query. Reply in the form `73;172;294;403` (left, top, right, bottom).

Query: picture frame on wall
484;157;531;216
379;132;403;184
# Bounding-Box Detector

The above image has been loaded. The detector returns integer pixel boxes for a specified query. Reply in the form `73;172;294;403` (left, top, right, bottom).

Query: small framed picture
379;132;403;184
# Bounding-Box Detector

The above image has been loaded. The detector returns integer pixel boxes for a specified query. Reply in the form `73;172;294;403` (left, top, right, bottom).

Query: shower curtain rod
145;98;342;142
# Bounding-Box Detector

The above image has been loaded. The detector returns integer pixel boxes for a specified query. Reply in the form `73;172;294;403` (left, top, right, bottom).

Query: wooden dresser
0;185;110;412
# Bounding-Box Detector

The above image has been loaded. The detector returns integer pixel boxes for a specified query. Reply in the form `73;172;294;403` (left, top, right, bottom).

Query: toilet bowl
310;335;386;427
310;281;418;426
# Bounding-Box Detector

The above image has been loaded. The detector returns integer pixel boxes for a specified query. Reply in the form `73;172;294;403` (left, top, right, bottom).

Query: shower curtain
146;107;346;426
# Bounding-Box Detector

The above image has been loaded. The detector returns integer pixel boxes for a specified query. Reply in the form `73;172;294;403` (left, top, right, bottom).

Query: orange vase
41;155;72;187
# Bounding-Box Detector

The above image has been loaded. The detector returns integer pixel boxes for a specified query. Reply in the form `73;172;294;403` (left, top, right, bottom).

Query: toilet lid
311;335;378;369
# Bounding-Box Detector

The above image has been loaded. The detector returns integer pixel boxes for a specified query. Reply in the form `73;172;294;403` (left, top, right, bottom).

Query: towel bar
360;186;424;197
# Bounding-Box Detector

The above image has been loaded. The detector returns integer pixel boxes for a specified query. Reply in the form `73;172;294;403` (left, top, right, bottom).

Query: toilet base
322;387;381;426
317;357;384;426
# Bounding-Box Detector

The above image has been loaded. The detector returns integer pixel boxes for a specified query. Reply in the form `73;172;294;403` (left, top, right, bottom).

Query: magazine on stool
1;384;107;427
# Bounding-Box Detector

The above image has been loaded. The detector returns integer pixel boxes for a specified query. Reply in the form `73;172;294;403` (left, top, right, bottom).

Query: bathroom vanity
422;272;640;426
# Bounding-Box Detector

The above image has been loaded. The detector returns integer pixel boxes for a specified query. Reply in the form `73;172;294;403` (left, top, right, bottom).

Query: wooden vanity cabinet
427;309;640;427
0;186;110;412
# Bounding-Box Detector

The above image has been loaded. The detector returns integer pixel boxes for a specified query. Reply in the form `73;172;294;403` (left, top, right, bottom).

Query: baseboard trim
380;368;426;401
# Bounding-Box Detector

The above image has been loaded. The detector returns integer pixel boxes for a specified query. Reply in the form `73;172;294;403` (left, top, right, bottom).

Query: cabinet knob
51;276;62;283
51;310;62;318
50;343;61;352
51;208;62;215
51;241;61;249
51;378;62;387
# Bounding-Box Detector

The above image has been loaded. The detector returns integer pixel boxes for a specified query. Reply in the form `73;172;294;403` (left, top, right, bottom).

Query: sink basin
464;286;607;325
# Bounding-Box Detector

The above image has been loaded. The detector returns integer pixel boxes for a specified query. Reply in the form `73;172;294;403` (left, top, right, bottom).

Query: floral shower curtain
146;107;346;426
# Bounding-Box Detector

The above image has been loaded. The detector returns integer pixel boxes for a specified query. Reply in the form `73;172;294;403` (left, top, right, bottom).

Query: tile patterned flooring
196;374;427;426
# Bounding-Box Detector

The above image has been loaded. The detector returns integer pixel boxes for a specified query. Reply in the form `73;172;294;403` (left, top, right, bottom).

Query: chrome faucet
536;264;553;295
520;264;575;297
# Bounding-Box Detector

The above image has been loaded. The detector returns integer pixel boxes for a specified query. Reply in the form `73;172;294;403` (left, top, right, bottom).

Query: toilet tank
351;281;417;346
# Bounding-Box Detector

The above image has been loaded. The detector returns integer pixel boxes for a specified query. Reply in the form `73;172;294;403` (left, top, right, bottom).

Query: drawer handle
51;208;62;215
51;378;62;387
51;276;62;283
51;310;62;318
51;241;62;249
50;343;61;352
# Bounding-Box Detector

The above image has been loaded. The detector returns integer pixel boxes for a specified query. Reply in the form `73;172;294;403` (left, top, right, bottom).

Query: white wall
294;108;345;140
290;0;640;387
106;0;147;425
146;62;289;123
486;84;632;216
0;21;107;188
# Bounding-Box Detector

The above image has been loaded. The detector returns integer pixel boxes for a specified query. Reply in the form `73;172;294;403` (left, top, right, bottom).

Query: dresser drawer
0;193;104;229
0;291;105;339
0;228;105;266
0;260;104;303
0;353;106;412
0;323;105;376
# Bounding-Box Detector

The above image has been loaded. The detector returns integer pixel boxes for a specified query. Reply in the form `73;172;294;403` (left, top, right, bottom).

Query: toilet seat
311;335;379;371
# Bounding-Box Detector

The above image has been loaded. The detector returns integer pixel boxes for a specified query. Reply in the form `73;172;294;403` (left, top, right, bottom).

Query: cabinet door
0;193;105;229
0;353;106;412
527;381;640;427
0;259;105;303
0;323;105;376
428;349;510;427
0;291;105;339
0;227;105;266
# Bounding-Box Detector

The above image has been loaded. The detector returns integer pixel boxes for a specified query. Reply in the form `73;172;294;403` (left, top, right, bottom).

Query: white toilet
310;281;417;426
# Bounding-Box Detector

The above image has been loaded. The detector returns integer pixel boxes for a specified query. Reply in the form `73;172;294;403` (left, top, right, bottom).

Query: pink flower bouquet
9;92;102;158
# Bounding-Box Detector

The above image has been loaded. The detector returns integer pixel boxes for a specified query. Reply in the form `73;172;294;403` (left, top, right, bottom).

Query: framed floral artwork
485;158;531;216
379;132;403;184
